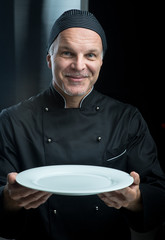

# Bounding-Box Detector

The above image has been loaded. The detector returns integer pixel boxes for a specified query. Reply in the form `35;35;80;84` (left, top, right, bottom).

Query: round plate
16;165;134;196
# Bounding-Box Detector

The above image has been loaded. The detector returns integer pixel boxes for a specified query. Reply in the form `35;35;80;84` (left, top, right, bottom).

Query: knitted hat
48;9;107;56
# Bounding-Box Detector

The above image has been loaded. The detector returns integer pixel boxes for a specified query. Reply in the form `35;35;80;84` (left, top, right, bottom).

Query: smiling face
47;27;103;101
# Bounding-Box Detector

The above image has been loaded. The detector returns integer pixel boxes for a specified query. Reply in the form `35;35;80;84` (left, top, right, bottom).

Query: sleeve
122;108;165;232
0;109;19;182
0;109;27;238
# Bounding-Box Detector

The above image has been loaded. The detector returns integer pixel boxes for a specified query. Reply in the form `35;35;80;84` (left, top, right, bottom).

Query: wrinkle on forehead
58;28;103;52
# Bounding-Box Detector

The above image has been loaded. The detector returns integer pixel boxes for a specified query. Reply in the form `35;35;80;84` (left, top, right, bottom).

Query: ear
46;54;52;69
99;59;103;69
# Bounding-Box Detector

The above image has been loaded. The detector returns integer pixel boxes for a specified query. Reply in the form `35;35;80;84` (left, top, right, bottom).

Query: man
0;9;165;240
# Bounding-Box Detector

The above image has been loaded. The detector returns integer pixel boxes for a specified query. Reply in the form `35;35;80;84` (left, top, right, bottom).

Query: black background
89;0;165;171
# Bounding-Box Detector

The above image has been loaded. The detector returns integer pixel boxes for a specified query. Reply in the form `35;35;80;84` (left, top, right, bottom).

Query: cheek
89;62;102;77
51;60;63;79
54;58;71;75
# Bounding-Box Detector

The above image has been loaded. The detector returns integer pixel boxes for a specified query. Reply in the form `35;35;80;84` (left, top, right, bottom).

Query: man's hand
3;172;52;212
98;171;142;212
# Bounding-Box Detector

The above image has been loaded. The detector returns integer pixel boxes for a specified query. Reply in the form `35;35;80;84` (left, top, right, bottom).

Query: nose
71;55;86;71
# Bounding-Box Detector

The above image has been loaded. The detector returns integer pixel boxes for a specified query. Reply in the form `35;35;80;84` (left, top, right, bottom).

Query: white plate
16;165;134;196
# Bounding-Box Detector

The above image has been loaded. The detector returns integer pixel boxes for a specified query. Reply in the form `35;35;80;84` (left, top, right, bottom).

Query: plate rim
16;165;134;196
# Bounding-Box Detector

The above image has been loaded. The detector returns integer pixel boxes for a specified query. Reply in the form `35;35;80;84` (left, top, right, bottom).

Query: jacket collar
49;84;96;109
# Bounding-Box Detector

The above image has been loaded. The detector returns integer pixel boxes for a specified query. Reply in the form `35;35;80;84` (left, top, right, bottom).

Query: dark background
89;0;165;171
0;0;164;171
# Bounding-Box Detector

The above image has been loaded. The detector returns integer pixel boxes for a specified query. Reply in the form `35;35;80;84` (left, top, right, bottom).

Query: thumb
130;171;140;185
7;172;18;185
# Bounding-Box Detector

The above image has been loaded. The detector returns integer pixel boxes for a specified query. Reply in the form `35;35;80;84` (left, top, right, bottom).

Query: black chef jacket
0;85;165;240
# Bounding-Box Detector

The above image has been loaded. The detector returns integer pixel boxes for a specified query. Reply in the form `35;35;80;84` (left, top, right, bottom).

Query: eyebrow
59;46;73;51
59;45;100;54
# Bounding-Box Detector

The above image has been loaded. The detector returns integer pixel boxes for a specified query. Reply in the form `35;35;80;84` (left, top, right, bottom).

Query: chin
64;87;89;97
65;90;87;97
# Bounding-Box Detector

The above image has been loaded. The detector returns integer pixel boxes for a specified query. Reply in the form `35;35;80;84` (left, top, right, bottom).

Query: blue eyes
61;51;96;59
87;53;95;58
62;52;72;56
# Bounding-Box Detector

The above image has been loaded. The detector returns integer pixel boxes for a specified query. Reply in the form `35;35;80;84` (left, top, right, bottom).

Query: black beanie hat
48;9;107;56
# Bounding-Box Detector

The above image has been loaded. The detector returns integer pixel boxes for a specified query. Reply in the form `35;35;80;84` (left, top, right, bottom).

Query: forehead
57;27;103;50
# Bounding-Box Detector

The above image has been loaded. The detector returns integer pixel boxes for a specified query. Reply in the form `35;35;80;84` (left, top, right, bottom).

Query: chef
0;9;165;240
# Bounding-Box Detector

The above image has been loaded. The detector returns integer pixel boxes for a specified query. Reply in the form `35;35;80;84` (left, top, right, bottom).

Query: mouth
65;73;89;82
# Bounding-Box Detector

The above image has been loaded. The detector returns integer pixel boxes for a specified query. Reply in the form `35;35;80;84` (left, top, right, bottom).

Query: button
96;206;99;211
54;210;57;214
47;138;52;143
97;136;102;142
96;106;100;111
45;107;49;112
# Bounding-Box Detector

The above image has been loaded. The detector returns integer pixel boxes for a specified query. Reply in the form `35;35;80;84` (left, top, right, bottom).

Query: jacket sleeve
0;109;27;238
123;108;165;231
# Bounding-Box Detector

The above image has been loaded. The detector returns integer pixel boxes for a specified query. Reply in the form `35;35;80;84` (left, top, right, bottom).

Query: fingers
17;191;52;210
9;186;52;210
98;171;142;211
7;173;37;199
98;191;128;209
9;184;40;200
4;172;52;211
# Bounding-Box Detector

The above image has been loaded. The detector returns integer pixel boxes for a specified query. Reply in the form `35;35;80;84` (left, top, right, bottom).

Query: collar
49;84;95;109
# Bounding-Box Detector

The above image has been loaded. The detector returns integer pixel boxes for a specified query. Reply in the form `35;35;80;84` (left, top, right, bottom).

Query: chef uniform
0;85;165;239
0;9;165;240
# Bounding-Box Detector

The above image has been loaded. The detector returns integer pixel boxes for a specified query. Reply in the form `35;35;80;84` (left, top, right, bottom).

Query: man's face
47;27;103;97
